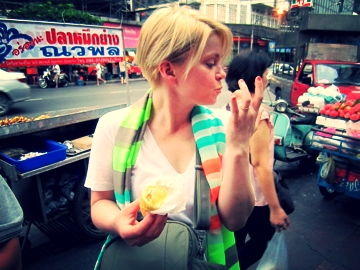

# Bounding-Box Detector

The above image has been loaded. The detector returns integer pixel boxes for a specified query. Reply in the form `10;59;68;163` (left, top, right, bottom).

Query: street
5;80;360;270
6;80;148;119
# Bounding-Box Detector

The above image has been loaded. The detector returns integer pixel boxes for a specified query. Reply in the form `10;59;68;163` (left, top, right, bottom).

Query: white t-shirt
85;106;230;225
96;63;102;75
53;65;60;74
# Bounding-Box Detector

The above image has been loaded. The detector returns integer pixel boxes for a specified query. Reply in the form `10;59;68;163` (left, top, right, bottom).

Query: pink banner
103;23;140;49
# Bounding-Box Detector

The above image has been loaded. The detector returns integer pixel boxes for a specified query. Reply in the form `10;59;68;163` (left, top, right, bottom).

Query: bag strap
194;148;211;231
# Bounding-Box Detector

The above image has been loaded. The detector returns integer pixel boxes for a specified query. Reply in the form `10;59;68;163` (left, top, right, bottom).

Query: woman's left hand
270;208;290;232
227;76;264;148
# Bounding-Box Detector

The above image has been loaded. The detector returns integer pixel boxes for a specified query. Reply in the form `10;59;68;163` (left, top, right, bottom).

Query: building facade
275;0;360;73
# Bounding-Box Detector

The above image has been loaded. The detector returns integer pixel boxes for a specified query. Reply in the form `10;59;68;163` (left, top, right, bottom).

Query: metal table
0;104;127;248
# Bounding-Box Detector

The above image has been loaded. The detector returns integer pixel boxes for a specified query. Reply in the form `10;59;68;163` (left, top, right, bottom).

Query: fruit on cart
350;114;360;121
319;99;360;121
329;110;339;118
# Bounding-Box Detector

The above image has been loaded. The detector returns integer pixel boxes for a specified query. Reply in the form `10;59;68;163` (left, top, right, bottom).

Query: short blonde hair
135;4;233;88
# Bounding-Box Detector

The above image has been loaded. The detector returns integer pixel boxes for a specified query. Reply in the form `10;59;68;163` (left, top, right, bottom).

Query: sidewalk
30;77;146;88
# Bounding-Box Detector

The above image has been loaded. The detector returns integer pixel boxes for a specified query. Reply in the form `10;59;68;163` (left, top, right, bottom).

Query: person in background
0;175;23;270
85;4;264;269
52;64;60;88
225;50;290;270
119;60;131;84
125;50;134;64
96;63;106;86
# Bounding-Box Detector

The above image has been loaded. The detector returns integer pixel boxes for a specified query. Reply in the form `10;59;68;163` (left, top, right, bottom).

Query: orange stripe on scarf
202;158;222;175
210;186;220;203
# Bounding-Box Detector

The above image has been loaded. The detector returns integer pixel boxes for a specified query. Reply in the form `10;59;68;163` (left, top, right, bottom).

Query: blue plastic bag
256;231;288;270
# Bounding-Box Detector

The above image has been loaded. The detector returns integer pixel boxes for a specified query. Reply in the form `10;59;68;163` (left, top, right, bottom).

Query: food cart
310;118;360;200
0;104;126;249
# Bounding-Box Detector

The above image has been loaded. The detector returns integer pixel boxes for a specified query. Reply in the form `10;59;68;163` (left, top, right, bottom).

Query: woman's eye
206;63;215;68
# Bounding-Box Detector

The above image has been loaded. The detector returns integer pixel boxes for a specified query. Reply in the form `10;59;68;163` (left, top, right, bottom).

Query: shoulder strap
194;148;211;231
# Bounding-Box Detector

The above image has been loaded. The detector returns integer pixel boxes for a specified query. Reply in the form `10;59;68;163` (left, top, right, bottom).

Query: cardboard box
72;136;92;150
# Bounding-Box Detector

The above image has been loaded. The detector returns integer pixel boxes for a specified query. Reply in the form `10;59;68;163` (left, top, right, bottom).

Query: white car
278;64;294;75
0;69;31;116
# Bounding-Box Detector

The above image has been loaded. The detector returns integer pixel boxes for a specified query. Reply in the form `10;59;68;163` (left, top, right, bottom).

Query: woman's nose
216;67;226;80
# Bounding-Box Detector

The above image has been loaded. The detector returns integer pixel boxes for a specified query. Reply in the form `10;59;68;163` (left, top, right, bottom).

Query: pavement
29;76;146;88
20;161;360;270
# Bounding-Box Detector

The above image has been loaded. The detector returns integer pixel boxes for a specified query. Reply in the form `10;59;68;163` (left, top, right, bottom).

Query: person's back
119;61;126;72
225;50;290;270
96;63;106;85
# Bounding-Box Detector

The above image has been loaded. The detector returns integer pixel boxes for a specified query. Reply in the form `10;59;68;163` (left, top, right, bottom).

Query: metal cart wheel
319;186;339;200
298;155;318;172
72;179;107;239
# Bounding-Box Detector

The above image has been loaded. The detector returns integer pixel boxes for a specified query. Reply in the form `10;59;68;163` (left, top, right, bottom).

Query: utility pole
250;25;254;50
250;18;261;51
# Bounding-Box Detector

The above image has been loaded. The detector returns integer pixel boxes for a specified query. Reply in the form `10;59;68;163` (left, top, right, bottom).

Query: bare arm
250;120;289;230
218;77;264;231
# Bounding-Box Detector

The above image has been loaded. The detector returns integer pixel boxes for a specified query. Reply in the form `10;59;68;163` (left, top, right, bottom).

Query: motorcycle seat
290;113;317;125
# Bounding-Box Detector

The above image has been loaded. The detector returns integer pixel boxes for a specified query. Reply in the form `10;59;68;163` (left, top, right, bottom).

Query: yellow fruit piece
140;185;168;216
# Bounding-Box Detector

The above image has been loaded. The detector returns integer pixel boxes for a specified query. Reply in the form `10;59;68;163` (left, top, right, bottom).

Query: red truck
290;59;360;106
290;44;360;106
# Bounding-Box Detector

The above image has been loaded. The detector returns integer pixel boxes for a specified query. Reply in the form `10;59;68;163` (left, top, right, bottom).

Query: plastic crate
0;138;67;173
76;80;84;86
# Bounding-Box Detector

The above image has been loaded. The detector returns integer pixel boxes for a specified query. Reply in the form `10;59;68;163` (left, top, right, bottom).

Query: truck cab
290;60;360;106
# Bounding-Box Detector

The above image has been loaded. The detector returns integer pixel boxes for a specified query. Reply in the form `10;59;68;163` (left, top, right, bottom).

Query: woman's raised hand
227;76;264;148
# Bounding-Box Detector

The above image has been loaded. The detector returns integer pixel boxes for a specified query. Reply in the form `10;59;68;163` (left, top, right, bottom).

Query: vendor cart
0;104;126;249
310;125;360;200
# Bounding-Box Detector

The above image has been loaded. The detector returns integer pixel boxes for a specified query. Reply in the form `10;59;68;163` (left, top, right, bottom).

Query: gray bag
99;150;226;270
0;175;23;244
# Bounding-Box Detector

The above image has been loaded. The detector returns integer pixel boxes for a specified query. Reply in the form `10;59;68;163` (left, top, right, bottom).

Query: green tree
7;2;103;25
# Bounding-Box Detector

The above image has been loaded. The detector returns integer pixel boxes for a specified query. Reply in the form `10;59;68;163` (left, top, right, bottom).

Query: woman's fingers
252;76;264;111
237;80;251;111
234;77;263;113
142;213;167;237
229;93;239;115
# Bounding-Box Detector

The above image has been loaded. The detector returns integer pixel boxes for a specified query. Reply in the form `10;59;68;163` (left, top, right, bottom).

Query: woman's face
173;34;226;106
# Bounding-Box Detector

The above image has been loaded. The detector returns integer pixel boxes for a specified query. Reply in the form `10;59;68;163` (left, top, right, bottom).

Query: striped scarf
95;90;239;270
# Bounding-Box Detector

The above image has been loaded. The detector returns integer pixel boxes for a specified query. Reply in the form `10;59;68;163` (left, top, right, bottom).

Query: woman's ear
159;61;175;81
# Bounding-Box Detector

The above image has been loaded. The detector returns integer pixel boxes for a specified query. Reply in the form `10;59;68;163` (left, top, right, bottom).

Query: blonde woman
85;4;263;269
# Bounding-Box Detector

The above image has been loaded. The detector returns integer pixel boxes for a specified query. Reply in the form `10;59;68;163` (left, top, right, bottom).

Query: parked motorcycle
38;67;69;89
265;98;319;170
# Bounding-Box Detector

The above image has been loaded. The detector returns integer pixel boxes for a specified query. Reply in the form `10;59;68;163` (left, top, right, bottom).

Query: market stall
310;103;360;200
0;104;127;248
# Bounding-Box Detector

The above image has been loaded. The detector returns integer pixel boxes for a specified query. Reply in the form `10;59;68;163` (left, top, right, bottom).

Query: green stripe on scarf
94;89;240;270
